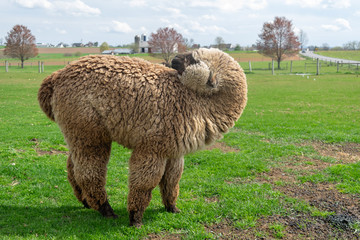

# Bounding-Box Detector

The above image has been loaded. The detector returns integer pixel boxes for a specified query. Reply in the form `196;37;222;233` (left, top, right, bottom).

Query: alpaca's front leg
127;150;166;227
159;157;184;213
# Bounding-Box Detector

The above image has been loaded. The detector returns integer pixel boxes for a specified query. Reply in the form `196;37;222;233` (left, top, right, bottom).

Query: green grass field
316;50;360;61
1;58;360;239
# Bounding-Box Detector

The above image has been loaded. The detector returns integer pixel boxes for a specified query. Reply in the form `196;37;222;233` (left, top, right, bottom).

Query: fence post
316;58;320;75
38;61;41;73
337;62;339;73
272;59;274;75
41;62;44;73
5;61;8;72
290;61;293;73
248;61;252;72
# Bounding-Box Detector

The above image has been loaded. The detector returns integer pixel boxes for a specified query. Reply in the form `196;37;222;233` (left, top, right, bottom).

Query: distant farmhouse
72;43;83;47
209;43;235;51
37;43;54;47
134;34;151;53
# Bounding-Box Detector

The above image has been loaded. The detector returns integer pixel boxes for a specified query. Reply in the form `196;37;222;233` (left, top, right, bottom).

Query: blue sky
1;0;359;47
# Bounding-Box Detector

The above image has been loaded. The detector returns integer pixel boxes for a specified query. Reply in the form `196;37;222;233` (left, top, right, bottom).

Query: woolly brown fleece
38;48;247;227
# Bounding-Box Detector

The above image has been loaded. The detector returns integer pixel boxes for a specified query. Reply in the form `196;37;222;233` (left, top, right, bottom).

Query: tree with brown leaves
148;27;186;65
4;25;38;68
256;17;300;69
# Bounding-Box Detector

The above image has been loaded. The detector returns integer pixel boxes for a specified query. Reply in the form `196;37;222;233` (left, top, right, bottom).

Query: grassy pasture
316;50;360;62
2;50;359;76
1;59;360;239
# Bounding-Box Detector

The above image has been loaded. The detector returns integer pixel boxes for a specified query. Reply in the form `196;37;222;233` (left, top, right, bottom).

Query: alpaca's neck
202;82;247;144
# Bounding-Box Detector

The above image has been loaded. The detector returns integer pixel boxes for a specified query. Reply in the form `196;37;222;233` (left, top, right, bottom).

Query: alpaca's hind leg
71;141;117;218
66;155;89;208
127;150;166;227
159;157;184;213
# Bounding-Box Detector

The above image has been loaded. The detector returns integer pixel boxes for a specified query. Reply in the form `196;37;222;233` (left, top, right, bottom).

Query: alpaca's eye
206;72;218;88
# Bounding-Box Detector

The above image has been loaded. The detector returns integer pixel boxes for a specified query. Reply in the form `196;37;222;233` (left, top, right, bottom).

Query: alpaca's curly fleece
38;48;247;226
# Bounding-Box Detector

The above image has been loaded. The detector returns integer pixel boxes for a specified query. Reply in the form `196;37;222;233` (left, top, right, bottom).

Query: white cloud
327;0;350;9
14;0;101;16
53;0;101;16
321;24;340;31
56;28;67;34
321;18;351;31
335;18;351;30
285;0;350;8
14;0;52;9
187;21;229;34
285;0;322;8
160;18;171;24
200;15;217;21
128;0;147;7
190;0;267;11
152;6;186;19
111;21;133;33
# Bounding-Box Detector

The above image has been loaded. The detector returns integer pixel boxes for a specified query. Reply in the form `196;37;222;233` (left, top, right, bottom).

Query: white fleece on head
179;61;213;95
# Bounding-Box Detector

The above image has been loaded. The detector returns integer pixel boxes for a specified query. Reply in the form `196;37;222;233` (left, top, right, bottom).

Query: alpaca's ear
171;53;198;75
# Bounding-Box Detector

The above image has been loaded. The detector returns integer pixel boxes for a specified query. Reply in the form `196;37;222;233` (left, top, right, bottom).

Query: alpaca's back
44;55;197;153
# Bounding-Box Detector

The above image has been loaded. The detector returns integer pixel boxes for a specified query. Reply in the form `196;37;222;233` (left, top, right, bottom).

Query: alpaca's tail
38;73;55;121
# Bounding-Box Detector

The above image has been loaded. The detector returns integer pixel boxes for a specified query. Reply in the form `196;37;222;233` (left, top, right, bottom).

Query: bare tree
298;29;308;51
214;36;226;50
148;27;186;65
256;17;300;69
4;25;38;68
321;43;330;51
183;38;195;50
343;41;359;50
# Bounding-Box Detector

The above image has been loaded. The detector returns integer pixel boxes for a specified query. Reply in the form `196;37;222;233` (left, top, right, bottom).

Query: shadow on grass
0;204;151;238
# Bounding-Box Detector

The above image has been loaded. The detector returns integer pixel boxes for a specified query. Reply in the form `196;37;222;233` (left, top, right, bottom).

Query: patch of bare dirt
144;233;183;240
205;196;220;203
207;212;360;239
281;182;360;217
205;141;240;153
312;141;360;164
257;142;360;218
208;141;360;239
30;138;68;156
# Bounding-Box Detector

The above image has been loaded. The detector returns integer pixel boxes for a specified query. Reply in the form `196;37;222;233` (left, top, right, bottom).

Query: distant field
227;51;302;62
1;48;303;67
1;48;359;75
316;50;360;61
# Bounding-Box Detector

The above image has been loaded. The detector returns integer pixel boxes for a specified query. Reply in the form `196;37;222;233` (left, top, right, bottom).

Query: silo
134;35;140;53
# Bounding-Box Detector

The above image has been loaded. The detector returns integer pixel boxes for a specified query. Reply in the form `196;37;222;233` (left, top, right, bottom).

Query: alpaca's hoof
166;205;180;213
130;221;142;228
129;210;143;228
99;200;118;219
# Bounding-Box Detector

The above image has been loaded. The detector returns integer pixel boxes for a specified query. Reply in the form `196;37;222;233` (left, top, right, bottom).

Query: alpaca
38;48;247;227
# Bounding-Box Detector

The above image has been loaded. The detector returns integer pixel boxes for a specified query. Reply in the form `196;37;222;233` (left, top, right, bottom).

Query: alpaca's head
171;48;243;96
